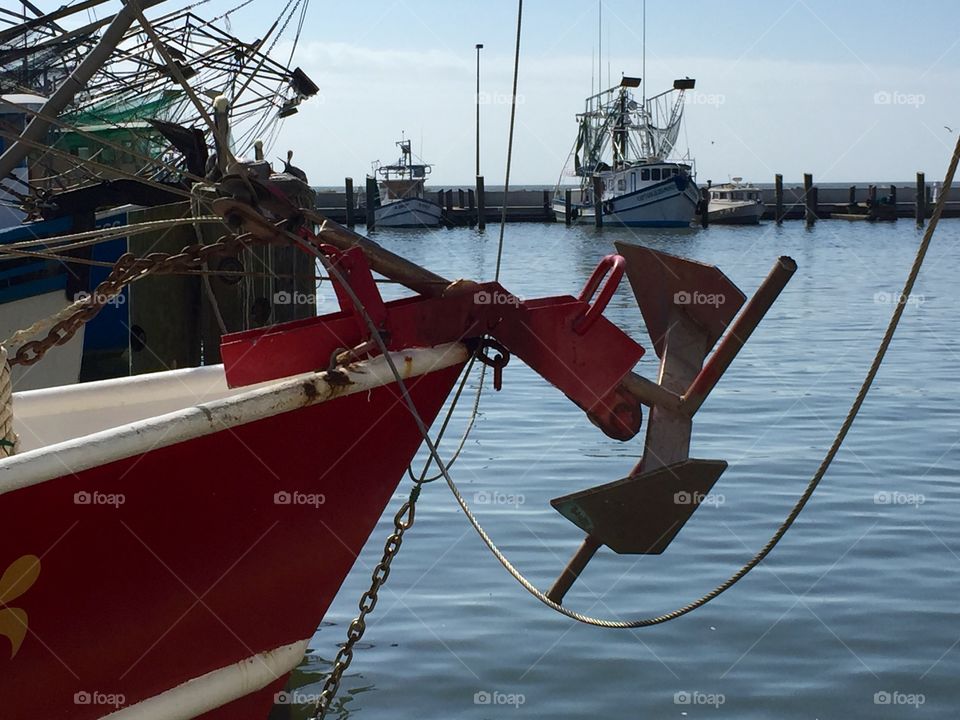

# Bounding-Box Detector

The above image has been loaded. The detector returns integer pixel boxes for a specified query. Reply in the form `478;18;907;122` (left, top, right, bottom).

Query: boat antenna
597;0;602;90
641;0;646;108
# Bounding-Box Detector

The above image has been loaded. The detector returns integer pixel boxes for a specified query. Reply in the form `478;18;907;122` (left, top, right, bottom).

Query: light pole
475;43;483;178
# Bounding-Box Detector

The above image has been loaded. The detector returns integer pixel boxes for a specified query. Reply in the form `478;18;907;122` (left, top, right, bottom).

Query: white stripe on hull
707;202;764;225
554;183;698;227
375;198;443;228
100;639;309;720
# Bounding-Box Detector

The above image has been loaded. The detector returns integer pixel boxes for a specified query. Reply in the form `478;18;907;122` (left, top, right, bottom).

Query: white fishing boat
706;178;765;225
553;76;700;228
372;138;443;228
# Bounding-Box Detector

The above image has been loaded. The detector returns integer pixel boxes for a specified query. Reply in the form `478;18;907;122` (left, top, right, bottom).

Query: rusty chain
313;485;420;719
6;232;269;368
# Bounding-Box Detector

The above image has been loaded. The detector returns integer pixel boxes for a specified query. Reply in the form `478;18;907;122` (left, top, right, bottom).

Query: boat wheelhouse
706;178;765;225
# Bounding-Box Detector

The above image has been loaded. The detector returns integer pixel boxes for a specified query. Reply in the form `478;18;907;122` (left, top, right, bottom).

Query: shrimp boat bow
0;174;796;718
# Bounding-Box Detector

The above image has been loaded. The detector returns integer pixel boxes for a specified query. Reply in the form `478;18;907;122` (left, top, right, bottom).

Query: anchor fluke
546;460;727;604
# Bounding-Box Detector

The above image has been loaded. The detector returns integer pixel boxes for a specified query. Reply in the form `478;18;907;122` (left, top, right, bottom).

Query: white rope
1;299;86;351
0;346;18;457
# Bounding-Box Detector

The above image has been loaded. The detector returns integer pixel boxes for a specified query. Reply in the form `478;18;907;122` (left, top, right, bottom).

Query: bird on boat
279;150;308;182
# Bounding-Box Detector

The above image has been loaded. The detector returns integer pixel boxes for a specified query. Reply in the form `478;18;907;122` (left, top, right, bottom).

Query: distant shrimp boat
373;138;443;228
553;76;700;228
706;178;765;225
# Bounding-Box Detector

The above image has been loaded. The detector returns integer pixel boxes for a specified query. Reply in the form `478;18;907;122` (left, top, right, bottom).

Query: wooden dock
312;174;960;227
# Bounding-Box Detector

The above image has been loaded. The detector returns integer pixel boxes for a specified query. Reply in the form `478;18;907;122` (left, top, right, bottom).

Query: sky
29;0;960;185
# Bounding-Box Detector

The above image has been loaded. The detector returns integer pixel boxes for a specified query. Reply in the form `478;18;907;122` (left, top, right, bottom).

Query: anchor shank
683;256;797;415
546;535;602;605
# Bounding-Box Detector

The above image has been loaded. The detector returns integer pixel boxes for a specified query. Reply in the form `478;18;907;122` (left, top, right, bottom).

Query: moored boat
706;178;765;225
553;77;700;228
373;138;443;228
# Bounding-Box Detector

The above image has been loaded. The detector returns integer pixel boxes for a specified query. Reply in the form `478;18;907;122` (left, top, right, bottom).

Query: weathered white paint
0;343;467;494
101;638;309;720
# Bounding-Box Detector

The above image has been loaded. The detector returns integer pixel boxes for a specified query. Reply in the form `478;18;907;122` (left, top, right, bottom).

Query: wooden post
344;177;355;227
592;174;603;228
804;173;816;226
476;175;486;230
445;189;454;213
810;186;818;224
364;175;377;230
848;185;856;209
564;188;572;226
542;189;550;209
890;184;897;211
867;184;877;221
458;188;465;208
916;172;925;226
699;186;710;228
437;189;445;209
774;173;784;224
468;188;475;211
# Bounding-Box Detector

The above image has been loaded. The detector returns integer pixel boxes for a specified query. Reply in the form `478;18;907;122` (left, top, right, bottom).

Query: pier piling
344;177;355;227
804;173;816;226
848;185;856;209
364;176;376;230
774;174;784;224
476;175;486;230
592;174;603;228
868;185;878;221
564;188;572;226
916;172;926;226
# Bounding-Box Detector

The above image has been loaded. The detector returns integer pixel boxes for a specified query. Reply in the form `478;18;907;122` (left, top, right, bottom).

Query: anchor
545;242;797;603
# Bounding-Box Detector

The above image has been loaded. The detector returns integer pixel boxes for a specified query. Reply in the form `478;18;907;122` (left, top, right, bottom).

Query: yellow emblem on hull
0;555;41;659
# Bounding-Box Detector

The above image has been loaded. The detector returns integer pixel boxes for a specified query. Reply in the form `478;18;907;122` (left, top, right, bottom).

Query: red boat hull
0;363;462;719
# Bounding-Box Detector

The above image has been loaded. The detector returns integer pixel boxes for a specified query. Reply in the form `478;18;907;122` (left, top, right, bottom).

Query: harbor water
278;219;959;718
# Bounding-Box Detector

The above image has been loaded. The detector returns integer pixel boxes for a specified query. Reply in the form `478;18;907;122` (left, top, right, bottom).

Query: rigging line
494;0;523;283
0;217;223;252
440;130;960;629
284;0;309;69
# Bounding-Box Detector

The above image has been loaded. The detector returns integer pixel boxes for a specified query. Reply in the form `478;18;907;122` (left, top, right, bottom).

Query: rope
493;0;523;283
1;300;86;350
0;346;18;457
436;131;960;627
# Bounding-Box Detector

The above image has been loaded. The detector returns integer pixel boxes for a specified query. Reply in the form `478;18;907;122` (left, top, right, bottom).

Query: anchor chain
5;232;263;368
312;485;420;719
